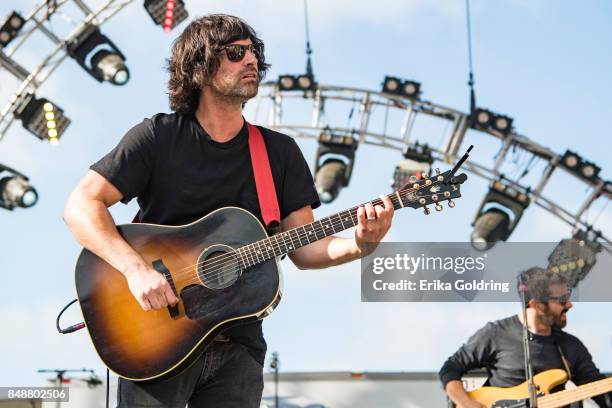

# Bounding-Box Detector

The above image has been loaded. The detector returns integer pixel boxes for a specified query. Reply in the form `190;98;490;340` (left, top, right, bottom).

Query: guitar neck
538;377;612;408
236;191;408;269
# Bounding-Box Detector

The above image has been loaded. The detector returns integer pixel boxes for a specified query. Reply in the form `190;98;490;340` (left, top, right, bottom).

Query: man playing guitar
63;14;394;407
439;267;611;408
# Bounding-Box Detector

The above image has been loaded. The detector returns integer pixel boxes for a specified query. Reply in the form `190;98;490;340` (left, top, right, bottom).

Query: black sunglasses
217;43;262;62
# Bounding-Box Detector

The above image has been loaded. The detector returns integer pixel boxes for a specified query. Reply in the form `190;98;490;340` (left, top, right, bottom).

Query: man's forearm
445;380;482;408
289;236;362;270
63;194;147;276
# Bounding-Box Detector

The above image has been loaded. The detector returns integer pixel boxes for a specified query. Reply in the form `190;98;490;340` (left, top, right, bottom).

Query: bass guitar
464;369;612;408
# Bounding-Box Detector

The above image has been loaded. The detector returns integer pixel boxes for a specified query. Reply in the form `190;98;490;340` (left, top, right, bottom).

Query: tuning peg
423;206;430;215
435;203;443;212
435;168;440;175
409;175;417;183
448;200;456;208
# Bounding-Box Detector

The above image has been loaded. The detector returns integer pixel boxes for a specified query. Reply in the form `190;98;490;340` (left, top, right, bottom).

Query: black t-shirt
439;315;612;407
91;112;320;364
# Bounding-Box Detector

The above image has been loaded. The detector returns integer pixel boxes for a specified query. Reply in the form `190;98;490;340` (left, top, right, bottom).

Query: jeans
117;341;264;407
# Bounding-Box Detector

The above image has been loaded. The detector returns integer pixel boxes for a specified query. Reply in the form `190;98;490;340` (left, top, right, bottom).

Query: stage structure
248;80;611;267
0;0;188;210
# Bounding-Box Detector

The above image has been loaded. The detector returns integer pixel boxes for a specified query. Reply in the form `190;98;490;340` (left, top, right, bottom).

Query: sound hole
197;245;242;290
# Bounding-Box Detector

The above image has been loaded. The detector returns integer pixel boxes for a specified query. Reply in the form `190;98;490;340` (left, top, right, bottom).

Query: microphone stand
270;352;280;408
518;278;538;407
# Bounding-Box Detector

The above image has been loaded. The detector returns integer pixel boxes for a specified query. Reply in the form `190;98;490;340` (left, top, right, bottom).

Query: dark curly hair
166;14;271;114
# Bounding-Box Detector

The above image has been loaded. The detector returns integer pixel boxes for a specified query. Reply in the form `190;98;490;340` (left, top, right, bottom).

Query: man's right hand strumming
124;264;179;311
445;380;486;408
63;170;179;312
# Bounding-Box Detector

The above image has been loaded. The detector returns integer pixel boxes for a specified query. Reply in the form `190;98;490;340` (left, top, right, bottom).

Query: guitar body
75;207;281;382
464;369;568;408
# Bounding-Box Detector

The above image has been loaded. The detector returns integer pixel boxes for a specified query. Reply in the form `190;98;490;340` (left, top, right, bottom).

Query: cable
465;0;477;114
56;298;86;334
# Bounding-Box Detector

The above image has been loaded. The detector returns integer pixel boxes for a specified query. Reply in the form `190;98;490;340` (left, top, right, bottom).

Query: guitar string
144;184;452;288
162;187;454;288
164;185;424;276
158;179;446;281
539;377;612;407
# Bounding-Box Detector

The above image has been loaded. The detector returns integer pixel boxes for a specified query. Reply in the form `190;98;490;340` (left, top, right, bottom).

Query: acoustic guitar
463;368;612;408
75;169;467;382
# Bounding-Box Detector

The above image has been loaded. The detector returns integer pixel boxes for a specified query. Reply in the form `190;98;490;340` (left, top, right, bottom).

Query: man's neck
195;89;244;142
517;312;552;336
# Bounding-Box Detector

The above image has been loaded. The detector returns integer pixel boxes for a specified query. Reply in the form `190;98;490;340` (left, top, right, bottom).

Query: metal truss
0;0;134;143
251;83;611;250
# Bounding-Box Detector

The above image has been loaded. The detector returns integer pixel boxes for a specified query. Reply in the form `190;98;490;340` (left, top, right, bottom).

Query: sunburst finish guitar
463;369;612;408
76;169;467;382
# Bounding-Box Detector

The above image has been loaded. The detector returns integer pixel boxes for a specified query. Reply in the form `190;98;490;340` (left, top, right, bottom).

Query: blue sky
0;0;610;387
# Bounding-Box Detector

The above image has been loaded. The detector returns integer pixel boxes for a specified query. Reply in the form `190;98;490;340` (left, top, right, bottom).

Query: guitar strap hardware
132;121;282;236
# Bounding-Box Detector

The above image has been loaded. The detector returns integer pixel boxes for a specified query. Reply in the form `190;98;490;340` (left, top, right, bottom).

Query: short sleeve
90;118;156;204
279;138;321;219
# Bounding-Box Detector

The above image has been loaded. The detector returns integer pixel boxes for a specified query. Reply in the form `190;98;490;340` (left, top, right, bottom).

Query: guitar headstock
397;169;468;214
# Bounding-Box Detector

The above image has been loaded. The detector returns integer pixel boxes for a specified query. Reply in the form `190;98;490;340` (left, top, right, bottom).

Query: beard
209;70;259;104
537;308;568;329
552;311;568;328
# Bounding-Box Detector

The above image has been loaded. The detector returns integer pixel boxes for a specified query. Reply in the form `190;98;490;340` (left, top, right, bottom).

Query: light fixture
392;143;433;191
560;150;601;182
471;108;513;136
0;11;25;48
67;24;129;85
144;0;189;32
15;94;71;144
0;163;38;210
315;159;346;203
314;131;357;203
277;73;316;92
471;180;530;251
382;76;421;99
547;230;602;288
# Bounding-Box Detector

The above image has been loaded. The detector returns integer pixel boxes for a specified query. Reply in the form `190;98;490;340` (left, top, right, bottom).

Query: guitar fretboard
539;377;612;408
234;181;440;269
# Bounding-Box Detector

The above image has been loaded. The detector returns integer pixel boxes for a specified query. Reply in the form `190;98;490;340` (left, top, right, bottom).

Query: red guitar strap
247;122;281;232
132;122;281;233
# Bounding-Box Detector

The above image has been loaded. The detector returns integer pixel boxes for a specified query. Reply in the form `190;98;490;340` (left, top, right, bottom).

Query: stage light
471;180;530;251
278;75;296;91
392;144;433;191
315;159;347;203
382;76;421;99
144;0;188;32
67;25;129;85
15;95;71;144
0;164;38;210
560;150;601;182
0;11;25;48
471;208;510;251
548;230;602;288
297;74;314;90
471;108;513;136
382;76;401;93
277;74;316;92
90;50;129;85
314;131;357;203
